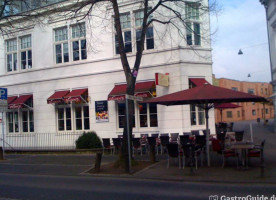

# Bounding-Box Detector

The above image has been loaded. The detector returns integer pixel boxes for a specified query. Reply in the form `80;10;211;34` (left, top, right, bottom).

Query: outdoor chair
112;138;122;154
228;122;234;131
117;135;123;138
102;138;114;155
160;136;170;154
166;143;182;169
132;138;143;156
191;130;200;136
179;135;192;147
140;134;149;154
182;143;197;169
247;140;265;166
183;132;191;136
212;138;239;168
160;133;169;136
202;129;210;136
151;133;159;138
170;133;179;143
235;131;244;142
195;135;206;166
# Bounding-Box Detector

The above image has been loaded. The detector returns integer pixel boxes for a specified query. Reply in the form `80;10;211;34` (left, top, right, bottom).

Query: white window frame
70;23;87;61
138;103;158;128
116;102;136;129
114;12;132;55
21;109;34;133
190;105;205;126
54;26;69;64
6;111;19;133
19;35;32;70
73;104;90;131
56;105;72;132
5;38;18;73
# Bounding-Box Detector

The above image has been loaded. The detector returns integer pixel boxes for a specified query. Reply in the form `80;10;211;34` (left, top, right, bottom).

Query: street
0;173;275;200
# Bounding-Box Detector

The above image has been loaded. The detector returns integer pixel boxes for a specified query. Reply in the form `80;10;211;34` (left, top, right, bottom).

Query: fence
0;132;83;151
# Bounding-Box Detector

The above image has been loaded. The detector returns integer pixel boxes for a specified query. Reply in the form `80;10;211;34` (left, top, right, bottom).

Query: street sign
0;88;7;100
125;94;143;101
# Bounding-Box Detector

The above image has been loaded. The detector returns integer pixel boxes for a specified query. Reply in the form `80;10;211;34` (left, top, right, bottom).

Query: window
232;87;238;91
6;39;18;72
226;111;232;118
265;88;268;95
20;35;32;70
138;103;158;128
186;22;201;46
75;105;90;130
115;13;132;54
185;3;199;20
71;23;87;61
135;10;154;51
190;105;205;126
6;112;19;133
54;27;69;64
252;110;256;116
261;88;263;94
248;88;254;94
22;110;34;133
117;103;135;128
266;108;269;114
57;107;72;131
237;111;240;118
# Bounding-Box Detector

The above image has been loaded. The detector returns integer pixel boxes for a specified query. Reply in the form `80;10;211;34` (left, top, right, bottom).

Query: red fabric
189;78;209;86
212;139;222;152
9;95;32;109
7;96;17;104
64;88;88;98
144;83;266;105
108;81;155;96
214;103;240;109
248;150;261;157
47;90;70;104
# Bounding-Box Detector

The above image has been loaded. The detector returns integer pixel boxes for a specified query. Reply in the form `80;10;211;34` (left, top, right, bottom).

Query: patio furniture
117;135;123;138
235;131;244;142
202;129;210;136
132;138;143;156
195;135;206;166
183;132;191;135
179;135;192;146
230;141;254;168
140;134;149;154
216;132;226;149
228;122;234;132
191;130;200;136
182;143;197;169
166;143;182;169
212;138;239;168
247;140;265;166
160;133;169;136
102;138;114;155
160;136;170;154
112;138;122;154
170;133;179;143
151;133;159;138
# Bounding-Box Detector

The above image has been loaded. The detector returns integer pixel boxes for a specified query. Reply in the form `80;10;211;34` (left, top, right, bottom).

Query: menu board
95;101;109;123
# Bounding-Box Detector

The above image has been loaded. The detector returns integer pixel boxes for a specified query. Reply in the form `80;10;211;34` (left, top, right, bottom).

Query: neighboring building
213;76;274;123
0;0;214;150
260;0;276;132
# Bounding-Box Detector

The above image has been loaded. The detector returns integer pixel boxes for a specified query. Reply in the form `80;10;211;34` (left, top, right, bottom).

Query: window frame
54;26;69;64
6;111;19;133
19;35;32;70
138;103;158;128
21;109;34;133
74;104;90;131
5;38;18;73
70;23;87;61
190;105;205;126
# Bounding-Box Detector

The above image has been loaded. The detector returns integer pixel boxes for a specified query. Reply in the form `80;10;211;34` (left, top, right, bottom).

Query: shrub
76;131;103;149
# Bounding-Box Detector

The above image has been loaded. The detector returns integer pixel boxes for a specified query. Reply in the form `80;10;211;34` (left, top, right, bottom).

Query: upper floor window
115;13;132;54
135;10;154;51
71;23;87;61
186;22;201;46
6;39;18;72
226;111;232;118
185;3;199;20
54;27;69;64
248;88;254;94
232;87;238;91
20;35;32;70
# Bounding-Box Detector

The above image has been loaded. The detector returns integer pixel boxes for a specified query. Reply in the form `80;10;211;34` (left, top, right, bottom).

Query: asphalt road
0;173;275;200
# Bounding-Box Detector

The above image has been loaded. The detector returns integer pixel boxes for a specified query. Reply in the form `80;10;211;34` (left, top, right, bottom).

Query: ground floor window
7;110;33;133
138;103;158;127
190;105;205;126
117;103;135;128
57;105;90;131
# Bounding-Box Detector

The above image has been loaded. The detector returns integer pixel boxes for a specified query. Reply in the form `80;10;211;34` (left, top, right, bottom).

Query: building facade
213;76;274;123
0;0;215;150
260;0;276;132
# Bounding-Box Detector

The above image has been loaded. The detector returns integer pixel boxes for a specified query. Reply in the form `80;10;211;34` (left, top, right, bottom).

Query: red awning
214;103;240;109
64;88;88;103
108;81;155;101
47;90;70;104
8;96;18;104
9;95;32;109
189;78;209;87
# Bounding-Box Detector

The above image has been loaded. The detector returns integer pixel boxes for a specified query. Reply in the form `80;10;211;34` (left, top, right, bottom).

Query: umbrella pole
220;109;223;122
205;105;210;167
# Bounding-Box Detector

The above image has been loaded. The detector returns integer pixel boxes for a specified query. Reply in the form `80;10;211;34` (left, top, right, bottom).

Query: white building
260;0;276;132
0;0;214;150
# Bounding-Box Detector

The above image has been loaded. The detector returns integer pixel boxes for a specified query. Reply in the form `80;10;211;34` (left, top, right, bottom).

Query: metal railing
1;132;83;151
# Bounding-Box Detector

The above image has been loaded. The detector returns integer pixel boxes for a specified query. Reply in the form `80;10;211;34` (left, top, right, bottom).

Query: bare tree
0;0;217;173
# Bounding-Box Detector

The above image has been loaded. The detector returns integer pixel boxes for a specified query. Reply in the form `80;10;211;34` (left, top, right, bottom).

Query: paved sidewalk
0;119;275;184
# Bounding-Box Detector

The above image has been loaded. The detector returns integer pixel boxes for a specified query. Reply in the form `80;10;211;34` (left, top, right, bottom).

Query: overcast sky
210;0;271;83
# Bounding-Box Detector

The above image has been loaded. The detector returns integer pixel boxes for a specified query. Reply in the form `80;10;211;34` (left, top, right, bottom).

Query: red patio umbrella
144;83;267;166
214;103;241;122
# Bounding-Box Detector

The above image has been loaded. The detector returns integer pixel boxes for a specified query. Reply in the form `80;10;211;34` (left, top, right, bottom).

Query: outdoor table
230;142;254;168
